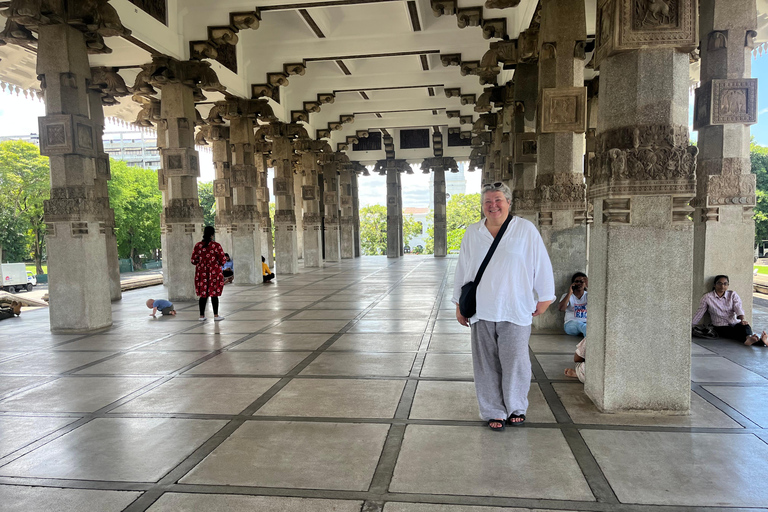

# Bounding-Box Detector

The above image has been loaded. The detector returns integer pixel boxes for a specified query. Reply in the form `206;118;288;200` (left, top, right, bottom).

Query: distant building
428;161;469;208
103;130;160;169
0;133;39;144
403;207;430;252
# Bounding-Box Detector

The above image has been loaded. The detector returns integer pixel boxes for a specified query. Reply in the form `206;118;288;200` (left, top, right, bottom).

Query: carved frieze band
164;198;203;224
536;174;587;211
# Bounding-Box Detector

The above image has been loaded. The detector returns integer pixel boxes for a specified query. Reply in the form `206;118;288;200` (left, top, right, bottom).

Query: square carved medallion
694;79;758;129
301;185;316;200
540;87;587;134
514;132;537;163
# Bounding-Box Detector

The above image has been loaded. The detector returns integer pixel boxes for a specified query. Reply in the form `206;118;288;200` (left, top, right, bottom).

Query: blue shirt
154;299;173;310
223;261;233;271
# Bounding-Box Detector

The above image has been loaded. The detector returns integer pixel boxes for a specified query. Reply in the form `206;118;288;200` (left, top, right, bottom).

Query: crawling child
146;298;176;317
564;338;586;383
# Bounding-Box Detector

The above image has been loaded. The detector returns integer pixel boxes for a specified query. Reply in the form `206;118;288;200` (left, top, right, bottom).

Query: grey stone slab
329;333;422;352
420;354;474;379
113;320;200;334
0;351;117;375
0;376;47;397
0;415;77;458
529;334;580;353
582;430;768;507
703;385;768;427
390;425;594;501
113;377;279;415
186;320;274;334
691;356;767;383
185;352;311;375
0;485;140;512
180;421;389;491
301;353;416;377
364;309;431;320
347;319;428;333
0;417;227;482
536;354;578;379
225;310;291;321
291;309;362;320
410;381;555;423
75;352;208;375
371;303;433;311
384;504;568;512
554;384;741;428
265;320;350;334
232;333;333;351
50;335;156;351
140;334;242;351
256;378;405;418
307;302;370;310
0;376;158;413
247;303;302;311
146;493;363;512
427;334;471;353
691;343;715;355
431;320;471;334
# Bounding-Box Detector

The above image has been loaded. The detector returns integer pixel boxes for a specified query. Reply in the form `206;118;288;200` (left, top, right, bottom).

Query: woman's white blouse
452;216;556;326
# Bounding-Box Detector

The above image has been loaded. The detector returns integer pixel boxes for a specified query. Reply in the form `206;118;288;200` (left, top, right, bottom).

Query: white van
1;263;31;293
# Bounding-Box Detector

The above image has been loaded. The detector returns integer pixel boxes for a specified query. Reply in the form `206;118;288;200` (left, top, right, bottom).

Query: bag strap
473;215;513;286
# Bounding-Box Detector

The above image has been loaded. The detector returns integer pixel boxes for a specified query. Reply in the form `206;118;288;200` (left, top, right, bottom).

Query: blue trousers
564;320;587;337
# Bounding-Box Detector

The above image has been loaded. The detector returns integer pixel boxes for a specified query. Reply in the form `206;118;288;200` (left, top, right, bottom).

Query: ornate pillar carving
511;62;539;223
586;0;699;413
7;2;133;332
200;125;233;255
693;0;758;322
533;0;589;332
133;57;224;301
254;138;274;267
423;157;459;258
339;163;355;259
295;139;325;267
321;153;341;262
375;160;409;258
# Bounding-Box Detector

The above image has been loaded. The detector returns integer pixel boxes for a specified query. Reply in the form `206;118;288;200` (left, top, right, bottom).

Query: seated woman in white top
558;272;587;337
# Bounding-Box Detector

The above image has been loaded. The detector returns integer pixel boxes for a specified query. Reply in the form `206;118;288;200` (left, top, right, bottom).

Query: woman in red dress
191;225;227;321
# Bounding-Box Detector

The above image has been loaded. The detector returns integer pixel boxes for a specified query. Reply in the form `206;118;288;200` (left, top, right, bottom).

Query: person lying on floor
692;274;767;346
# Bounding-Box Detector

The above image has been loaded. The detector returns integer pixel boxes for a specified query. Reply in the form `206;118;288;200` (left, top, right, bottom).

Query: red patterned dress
191;240;226;298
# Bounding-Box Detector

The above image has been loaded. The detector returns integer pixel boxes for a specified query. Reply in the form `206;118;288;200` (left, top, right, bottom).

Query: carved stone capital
89;66;129;105
39;114;98;158
134;57;224;99
430;0;457;17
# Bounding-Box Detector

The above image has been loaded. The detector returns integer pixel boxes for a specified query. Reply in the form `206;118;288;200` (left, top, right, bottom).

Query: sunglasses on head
482;181;504;189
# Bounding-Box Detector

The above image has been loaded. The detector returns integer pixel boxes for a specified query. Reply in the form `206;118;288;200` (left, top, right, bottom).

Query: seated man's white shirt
560;291;587;324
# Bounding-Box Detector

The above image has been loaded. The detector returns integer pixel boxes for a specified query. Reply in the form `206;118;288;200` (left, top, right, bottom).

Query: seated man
222;253;234;284
564;337;586;383
559;272;587;337
262;256;275;283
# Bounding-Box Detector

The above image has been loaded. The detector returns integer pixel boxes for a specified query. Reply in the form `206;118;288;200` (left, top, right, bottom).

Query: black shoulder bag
459;215;513;318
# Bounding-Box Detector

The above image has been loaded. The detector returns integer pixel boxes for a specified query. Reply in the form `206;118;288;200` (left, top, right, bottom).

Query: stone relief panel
704;174;756;207
540;87;587;134
594;0;697;68
694;79;758;128
273;178;290;195
162;148;201;177
164;198;203;224
39;115;97;158
302;186;317;201
213;179;231;198
514;133;537;163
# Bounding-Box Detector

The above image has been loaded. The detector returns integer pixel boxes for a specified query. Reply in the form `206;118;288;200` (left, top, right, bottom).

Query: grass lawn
25;264;47;275
755;266;768;275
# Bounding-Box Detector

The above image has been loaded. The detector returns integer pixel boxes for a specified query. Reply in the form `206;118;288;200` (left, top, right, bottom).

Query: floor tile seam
0;376;60;402
691;381;768;387
0;415;90;469
0;476;153;491
691;384;762;429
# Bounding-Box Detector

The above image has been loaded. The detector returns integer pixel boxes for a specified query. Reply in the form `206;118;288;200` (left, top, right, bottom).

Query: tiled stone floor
0;256;767;511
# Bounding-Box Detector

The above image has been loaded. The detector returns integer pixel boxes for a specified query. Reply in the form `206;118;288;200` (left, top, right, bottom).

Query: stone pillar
271;132;299;274
387;168;402;258
693;0;758;322
586;0;698;412
209;126;233;255
433;167;448;257
533;0;589;332
339;167;355;259
158;82;203;301
351;169;362;258
87;78;121;302
38;24;112;332
228;116;261;284
292;154;305;261
299;145;323;267
322;156;341;262
254;140;274;267
511;62;539;223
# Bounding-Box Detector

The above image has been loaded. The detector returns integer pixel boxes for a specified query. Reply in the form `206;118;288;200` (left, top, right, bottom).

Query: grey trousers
471;320;532;421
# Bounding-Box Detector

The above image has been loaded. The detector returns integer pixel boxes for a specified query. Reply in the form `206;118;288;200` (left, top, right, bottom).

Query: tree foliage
359;204;422;255
425;193;481;253
0;140;50;272
107;160;162;267
198;181;216;227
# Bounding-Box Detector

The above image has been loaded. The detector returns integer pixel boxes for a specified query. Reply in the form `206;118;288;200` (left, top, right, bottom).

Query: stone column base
325;222;341;262
106;232;122;302
48;220;112;333
303;222;323;268
163;223;200;302
275;222;299;274
341;221;354;259
232;224;261;284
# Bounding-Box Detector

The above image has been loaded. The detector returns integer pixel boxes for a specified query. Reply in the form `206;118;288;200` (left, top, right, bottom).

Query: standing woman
191;226;226;321
453;182;555;431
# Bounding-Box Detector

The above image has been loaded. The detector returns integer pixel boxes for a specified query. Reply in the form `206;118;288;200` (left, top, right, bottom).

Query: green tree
425;193;481;253
198;181;216;227
107;160;163;268
269;202;275;249
0;140;50;273
752;141;768;248
359;204;421;255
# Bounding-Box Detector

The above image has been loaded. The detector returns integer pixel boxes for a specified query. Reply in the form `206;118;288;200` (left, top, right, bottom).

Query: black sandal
487;419;505;431
507;413;526;426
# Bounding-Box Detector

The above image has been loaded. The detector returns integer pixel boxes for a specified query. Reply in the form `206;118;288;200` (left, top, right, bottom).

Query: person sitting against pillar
692;275;767;346
222;253;234;285
559;272;588;337
262;256;275;283
453;181;555;431
564;338;586;383
191;226;226;322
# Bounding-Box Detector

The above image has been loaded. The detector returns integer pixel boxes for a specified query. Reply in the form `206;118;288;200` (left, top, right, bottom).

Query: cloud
759;107;768;116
